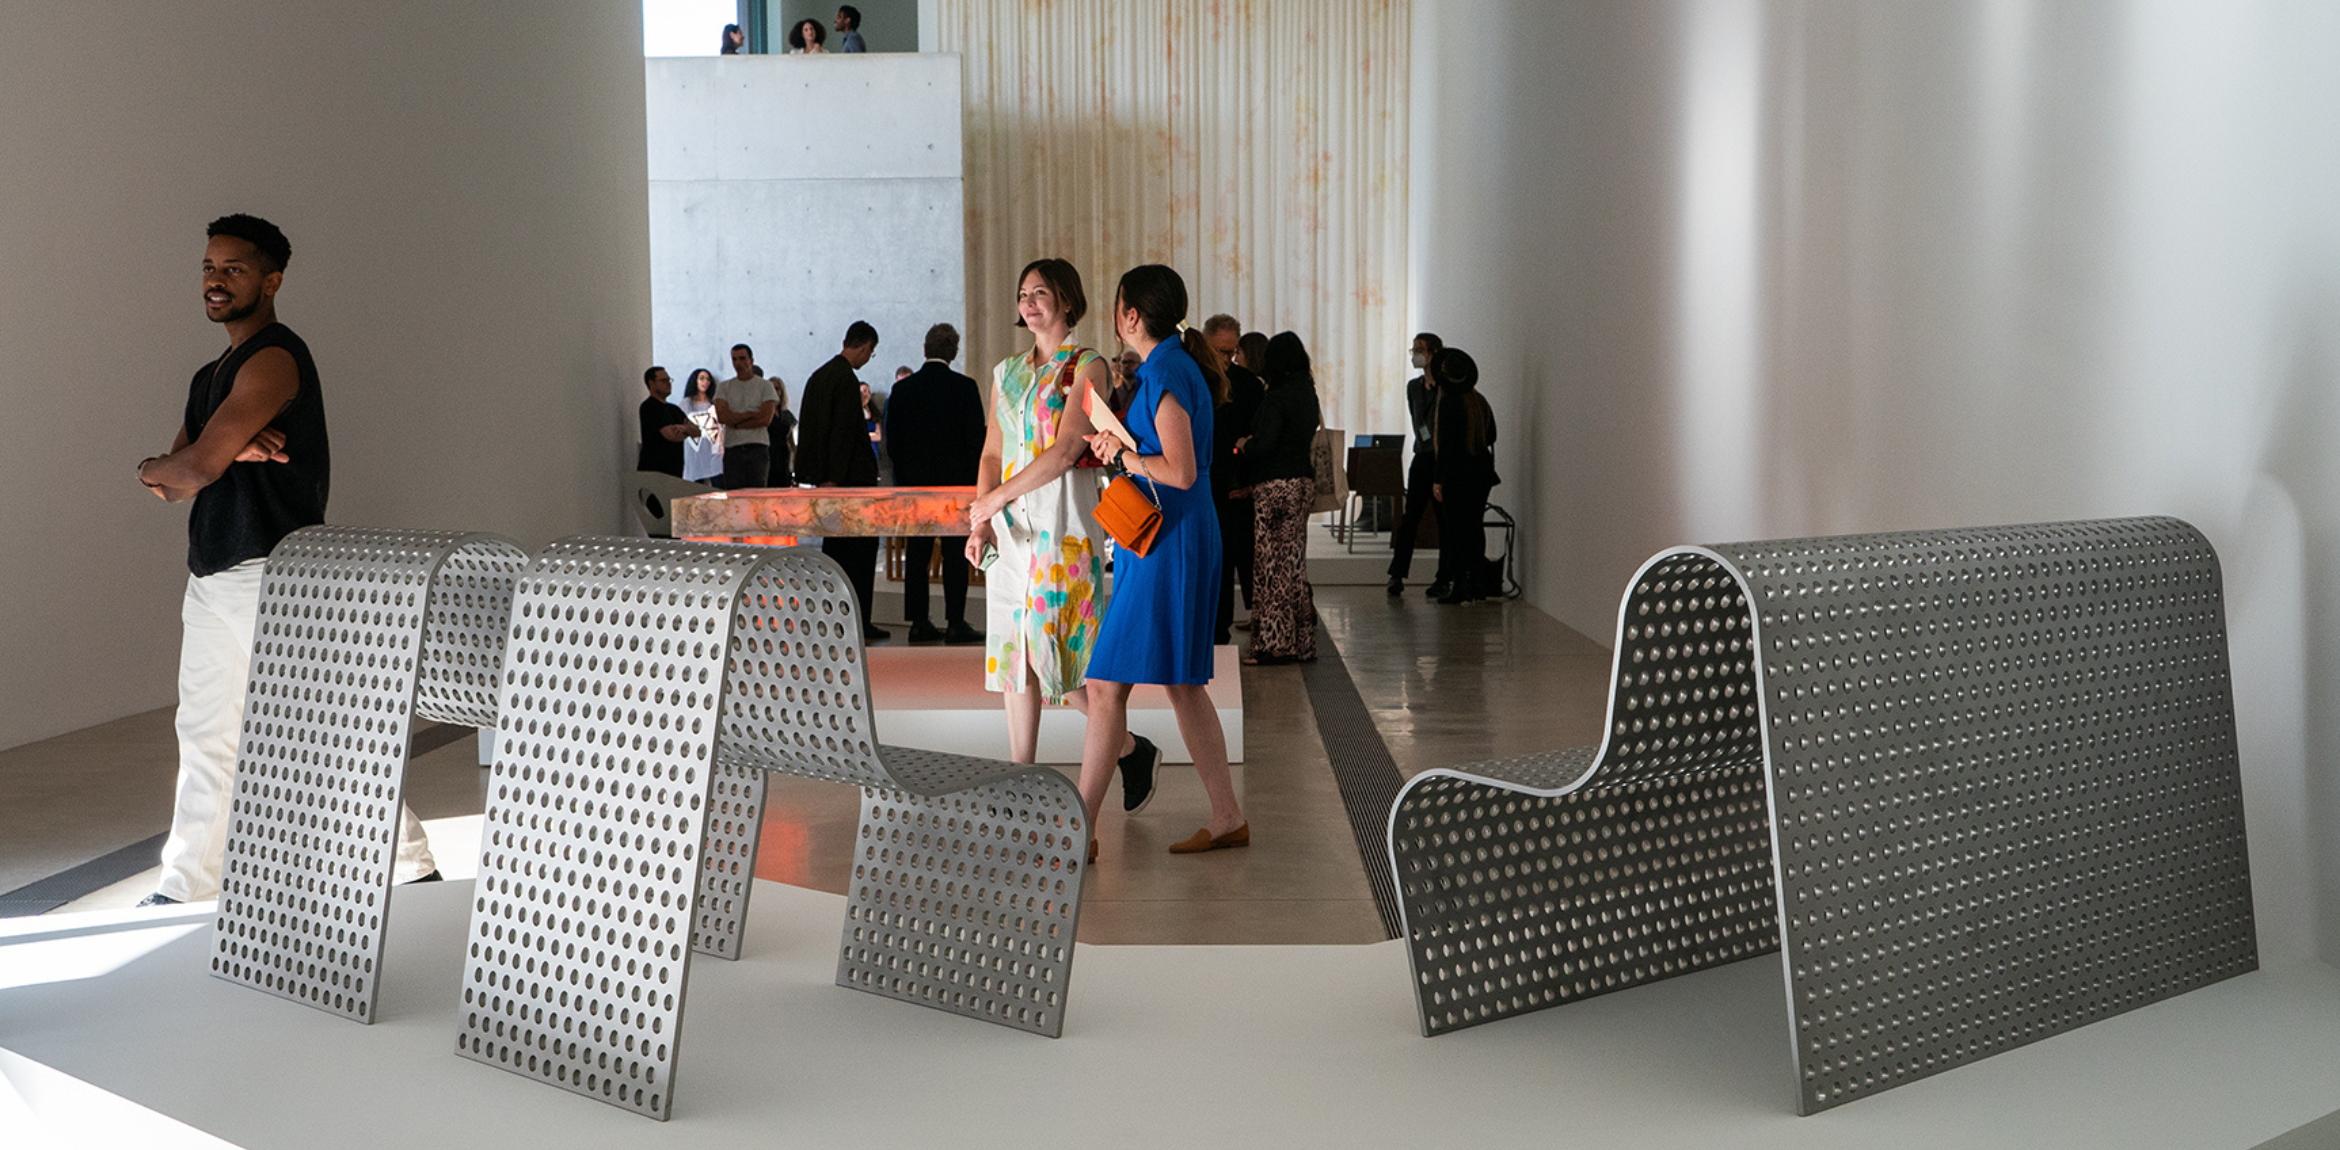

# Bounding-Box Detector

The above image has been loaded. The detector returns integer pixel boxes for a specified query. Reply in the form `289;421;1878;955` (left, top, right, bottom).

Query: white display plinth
4;882;2339;1149
868;645;1242;764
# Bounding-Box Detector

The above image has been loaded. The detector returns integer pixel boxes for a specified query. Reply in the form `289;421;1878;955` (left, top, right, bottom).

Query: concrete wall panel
647;55;966;410
646;55;963;182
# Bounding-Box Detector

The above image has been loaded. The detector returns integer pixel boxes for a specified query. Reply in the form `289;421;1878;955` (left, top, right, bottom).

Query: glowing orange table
672;486;977;545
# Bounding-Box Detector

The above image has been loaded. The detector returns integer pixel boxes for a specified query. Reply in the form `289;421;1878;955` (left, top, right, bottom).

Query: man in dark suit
795;320;887;642
1388;331;1444;596
885;324;985;643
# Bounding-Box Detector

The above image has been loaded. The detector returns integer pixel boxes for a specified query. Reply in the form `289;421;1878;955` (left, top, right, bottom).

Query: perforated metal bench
210;526;528;1021
1387;517;2257;1113
453;538;1088;1120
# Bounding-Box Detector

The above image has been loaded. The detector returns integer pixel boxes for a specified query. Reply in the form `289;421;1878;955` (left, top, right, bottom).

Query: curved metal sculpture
210;526;527;1022
455;538;1087;1120
1388;516;2257;1113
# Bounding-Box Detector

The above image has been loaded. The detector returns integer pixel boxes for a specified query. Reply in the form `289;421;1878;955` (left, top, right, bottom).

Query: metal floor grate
1296;621;1404;939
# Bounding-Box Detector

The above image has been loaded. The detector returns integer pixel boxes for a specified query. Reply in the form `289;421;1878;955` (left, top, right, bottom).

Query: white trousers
157;559;435;901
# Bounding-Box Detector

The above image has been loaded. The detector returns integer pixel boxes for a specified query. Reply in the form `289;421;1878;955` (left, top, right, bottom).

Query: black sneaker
906;620;944;642
135;892;181;908
1119;735;1162;814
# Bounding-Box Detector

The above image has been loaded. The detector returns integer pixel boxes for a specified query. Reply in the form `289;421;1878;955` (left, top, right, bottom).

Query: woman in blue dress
1081;265;1250;856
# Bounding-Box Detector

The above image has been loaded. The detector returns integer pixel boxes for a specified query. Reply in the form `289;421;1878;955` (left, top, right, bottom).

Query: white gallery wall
0;4;651;750
645;54;964;412
1411;0;2340;963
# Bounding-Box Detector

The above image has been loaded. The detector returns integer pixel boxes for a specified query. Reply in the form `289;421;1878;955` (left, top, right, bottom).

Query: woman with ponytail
1080;265;1249;856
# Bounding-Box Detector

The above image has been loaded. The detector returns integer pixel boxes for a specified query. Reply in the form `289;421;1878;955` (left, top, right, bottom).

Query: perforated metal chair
455;537;1087;1120
1387;517;2257;1114
210;526;528;1022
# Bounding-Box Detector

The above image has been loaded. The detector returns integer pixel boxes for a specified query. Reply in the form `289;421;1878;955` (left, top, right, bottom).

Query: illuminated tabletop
673;486;977;544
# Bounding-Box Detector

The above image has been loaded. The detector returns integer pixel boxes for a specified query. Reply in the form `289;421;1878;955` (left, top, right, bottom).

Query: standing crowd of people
133;207;1497;902
721;8;870;56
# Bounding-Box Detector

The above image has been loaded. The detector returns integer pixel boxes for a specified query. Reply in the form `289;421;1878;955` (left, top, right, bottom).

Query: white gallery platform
5;880;2340;1149
867;644;1243;763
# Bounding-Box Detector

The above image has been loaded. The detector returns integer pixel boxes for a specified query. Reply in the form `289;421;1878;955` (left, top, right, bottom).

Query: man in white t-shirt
712;342;783;488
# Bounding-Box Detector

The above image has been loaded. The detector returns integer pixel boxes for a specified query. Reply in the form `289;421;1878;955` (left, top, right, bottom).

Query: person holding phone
966;259;1158;807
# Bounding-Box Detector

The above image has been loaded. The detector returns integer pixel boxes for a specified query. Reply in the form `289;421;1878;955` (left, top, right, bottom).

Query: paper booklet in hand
1083;379;1138;454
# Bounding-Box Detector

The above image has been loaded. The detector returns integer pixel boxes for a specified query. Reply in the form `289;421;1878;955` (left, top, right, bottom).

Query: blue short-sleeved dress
1087;339;1222;685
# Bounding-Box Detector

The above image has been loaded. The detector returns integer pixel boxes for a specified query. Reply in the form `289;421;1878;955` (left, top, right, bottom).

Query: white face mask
1409;351;1428;369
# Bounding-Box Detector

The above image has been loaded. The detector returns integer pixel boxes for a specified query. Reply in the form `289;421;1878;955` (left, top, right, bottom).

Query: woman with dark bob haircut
786;18;826;52
1080;264;1249;857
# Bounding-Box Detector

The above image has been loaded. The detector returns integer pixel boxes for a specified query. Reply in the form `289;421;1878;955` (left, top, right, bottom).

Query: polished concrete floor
0;568;1614;944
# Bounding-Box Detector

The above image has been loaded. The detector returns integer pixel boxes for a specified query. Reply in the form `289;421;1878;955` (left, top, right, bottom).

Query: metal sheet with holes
414;537;528;727
687;547;1090;970
1388;553;1777;1038
843;768;1087;1036
456;538;758;1119
1723;517;2255;1113
458;537;1092;1119
212;527;523;1022
1389;516;2255;1115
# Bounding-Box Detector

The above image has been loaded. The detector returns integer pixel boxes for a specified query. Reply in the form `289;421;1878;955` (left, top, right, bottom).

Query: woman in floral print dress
966;259;1157;796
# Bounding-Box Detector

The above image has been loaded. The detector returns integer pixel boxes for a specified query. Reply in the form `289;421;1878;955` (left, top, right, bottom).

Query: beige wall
1411;0;2340;963
0;3;650;750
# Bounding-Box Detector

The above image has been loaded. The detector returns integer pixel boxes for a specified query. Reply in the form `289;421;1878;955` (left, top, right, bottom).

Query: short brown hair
924;323;960;362
1202;313;1241;336
1014;258;1086;328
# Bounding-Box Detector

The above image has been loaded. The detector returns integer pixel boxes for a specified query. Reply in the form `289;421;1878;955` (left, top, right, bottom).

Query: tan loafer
1168;823;1250;854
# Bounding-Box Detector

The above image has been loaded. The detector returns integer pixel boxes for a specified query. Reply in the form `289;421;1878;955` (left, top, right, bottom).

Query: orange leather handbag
1096;470;1163;557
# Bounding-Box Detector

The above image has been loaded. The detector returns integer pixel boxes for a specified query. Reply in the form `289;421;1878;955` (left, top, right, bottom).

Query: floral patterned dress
985;343;1107;700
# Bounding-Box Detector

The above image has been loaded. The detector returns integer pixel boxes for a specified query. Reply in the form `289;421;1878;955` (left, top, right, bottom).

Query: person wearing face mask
1387;332;1445;596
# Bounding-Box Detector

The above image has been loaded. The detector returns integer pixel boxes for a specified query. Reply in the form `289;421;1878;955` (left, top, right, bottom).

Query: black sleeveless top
184;322;330;576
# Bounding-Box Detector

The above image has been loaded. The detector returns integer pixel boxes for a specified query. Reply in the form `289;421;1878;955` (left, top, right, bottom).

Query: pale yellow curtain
935;0;1411;439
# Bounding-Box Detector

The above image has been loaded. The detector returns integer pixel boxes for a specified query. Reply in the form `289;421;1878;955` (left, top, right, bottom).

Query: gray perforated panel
690;546;1090;967
212;527;523;1022
414;537;528;728
716;553;889;786
1720;517;2255;1113
1389;554;1777;1037
690;759;765;959
1389;517;2256;1115
456;538;760;1119
842;763;1087;1036
458;538;1097;1118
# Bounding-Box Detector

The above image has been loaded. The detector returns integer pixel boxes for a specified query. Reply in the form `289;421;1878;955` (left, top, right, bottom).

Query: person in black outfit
886;324;985;643
795;320;888;641
1241;332;1323;663
1429;347;1499;604
1202;314;1264;644
1388;331;1444;595
134;214;437;905
636;365;699;478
